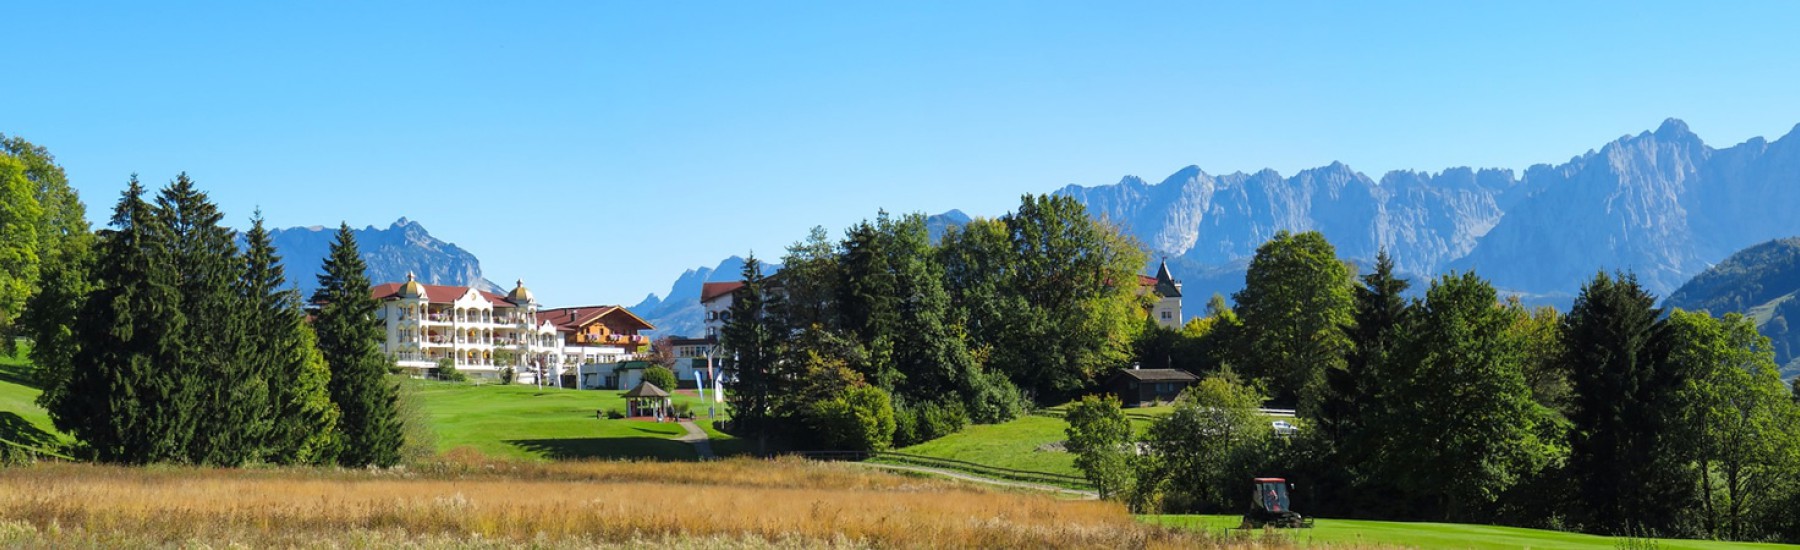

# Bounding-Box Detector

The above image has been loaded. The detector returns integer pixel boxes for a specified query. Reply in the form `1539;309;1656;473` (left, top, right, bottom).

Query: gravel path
675;420;715;460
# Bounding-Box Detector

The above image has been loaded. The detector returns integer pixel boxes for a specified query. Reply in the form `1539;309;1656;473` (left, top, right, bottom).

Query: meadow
0;454;1216;549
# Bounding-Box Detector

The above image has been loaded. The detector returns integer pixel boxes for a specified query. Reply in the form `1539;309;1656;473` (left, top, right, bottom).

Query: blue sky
6;2;1799;307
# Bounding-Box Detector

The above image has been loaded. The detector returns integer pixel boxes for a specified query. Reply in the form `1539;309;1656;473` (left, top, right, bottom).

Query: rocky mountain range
630;256;781;339
266;218;499;298
1063;119;1800;313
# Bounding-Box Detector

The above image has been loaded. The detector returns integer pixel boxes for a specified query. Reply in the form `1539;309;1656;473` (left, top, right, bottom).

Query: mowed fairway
1144;515;1800;550
411;380;747;461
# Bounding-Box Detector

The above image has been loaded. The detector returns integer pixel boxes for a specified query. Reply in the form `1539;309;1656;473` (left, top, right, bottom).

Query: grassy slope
1144;515;1799;550
0;347;66;445
885;403;1177;477
410;380;744;461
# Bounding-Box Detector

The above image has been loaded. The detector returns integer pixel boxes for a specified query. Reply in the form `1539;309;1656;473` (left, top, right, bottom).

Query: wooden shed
1105;368;1200;407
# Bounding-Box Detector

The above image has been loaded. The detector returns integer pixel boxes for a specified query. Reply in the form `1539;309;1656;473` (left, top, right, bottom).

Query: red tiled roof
371;282;513;305
536;305;656;332
1137;274;1158;286
700;281;744;303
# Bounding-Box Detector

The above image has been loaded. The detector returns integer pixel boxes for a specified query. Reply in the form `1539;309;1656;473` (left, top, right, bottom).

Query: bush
891;399;969;448
673;401;693;419
433;358;468;383
499;366;516;385
961;367;1027;424
605;408;625;420
808;386;897;452
643;365;677;390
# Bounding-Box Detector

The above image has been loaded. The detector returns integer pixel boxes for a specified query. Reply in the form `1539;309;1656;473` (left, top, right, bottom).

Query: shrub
808;386;897;452
606;408;626;420
643;365;677;391
433;358;468;383
1065;394;1135;503
499;366;516;385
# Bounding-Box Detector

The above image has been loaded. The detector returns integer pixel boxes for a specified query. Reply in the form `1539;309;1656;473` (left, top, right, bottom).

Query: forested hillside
1665;237;1800;378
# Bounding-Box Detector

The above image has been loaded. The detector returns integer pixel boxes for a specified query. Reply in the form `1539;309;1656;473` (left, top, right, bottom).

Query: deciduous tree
1231;230;1353;415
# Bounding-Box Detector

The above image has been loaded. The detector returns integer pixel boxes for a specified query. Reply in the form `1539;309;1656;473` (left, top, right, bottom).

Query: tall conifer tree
723;254;779;455
1314;249;1410;513
312;223;403;467
157;174;264;465
1562;272;1694;533
51;177;193;463
244;212;339;464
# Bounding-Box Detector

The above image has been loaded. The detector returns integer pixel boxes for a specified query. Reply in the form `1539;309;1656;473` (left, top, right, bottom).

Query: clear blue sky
6;2;1799;307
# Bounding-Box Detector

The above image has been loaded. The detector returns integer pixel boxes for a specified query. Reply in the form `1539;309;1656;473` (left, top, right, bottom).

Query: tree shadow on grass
0;412;59;453
0;359;37;389
505;437;699;462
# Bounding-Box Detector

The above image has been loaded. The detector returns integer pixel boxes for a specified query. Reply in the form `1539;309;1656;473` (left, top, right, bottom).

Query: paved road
853;462;1098;499
675;421;715;460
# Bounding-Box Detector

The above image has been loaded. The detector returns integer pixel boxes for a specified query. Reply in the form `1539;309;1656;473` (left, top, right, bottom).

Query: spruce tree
52;177;193;463
723;254;779;455
244;213;339;464
157;174;264;465
1315;249;1410;513
1562;271;1694;533
312;223;403;467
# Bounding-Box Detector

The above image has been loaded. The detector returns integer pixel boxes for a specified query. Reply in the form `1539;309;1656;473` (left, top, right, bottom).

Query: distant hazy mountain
267;218;499;298
1063;119;1800;314
633;256;782;339
1664;237;1800;379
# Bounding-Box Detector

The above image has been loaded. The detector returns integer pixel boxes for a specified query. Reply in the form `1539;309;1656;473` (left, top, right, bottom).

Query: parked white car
1271;420;1299;436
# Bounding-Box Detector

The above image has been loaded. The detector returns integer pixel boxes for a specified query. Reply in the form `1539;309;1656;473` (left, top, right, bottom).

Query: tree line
3;137;405;467
1070;231;1800;543
720;195;1149;454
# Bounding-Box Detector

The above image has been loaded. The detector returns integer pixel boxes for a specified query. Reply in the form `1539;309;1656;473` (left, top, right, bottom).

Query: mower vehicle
1239;477;1314;529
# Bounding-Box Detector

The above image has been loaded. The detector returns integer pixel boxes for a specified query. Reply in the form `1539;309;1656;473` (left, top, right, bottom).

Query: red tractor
1239;477;1314;529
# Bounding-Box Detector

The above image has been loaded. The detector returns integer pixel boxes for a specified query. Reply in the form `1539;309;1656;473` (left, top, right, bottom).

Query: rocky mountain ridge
266;218;499;298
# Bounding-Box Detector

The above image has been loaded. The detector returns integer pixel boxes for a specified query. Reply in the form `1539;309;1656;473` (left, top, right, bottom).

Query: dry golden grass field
0;450;1287;549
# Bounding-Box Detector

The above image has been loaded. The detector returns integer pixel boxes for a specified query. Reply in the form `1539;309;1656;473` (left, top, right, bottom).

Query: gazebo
622;381;672;420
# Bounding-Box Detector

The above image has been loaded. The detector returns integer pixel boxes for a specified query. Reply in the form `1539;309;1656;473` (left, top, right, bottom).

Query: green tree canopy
1660;310;1800;540
1374;272;1564;521
1231;230;1353;415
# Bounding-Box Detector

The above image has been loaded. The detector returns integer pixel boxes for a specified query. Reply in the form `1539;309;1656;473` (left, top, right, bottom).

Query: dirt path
853;462;1098;499
674;421;714;460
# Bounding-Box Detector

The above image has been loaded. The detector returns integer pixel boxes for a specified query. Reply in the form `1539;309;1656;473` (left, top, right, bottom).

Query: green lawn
1143;515;1798;550
0;346;67;451
884;402;1178;477
410;379;743;461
